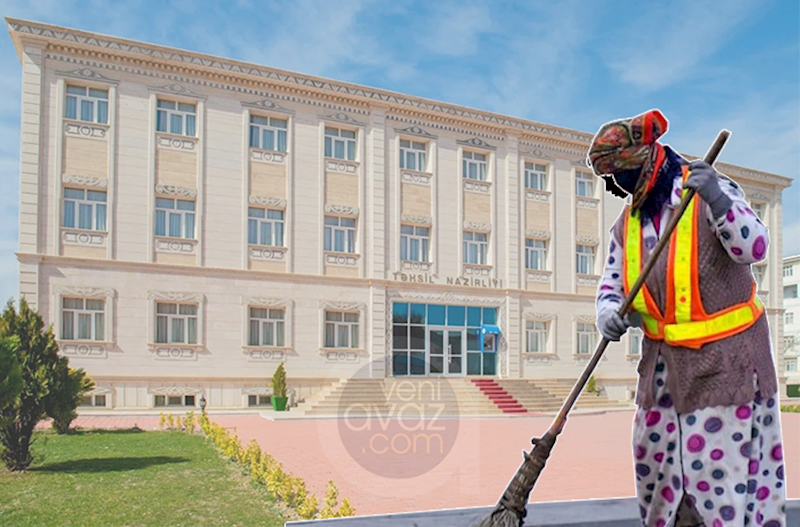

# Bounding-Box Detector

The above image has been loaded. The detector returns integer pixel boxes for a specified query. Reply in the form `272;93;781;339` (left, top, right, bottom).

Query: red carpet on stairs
471;379;527;414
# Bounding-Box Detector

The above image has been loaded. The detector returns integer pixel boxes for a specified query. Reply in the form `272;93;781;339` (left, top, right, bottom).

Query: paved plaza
65;410;800;517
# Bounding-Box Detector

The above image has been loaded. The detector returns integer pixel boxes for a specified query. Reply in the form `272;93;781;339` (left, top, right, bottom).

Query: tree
0;337;23;418
49;367;94;434
0;298;68;471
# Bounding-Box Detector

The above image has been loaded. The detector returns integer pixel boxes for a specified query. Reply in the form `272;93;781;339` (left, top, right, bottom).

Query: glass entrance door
428;327;463;375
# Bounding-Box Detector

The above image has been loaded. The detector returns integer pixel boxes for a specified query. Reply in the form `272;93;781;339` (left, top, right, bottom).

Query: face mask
613;168;641;194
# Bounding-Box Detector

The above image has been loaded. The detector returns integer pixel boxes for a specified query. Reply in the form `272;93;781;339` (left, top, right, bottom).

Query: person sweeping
589;110;787;527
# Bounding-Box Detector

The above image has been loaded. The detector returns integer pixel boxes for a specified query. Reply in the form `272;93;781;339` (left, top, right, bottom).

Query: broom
472;129;731;527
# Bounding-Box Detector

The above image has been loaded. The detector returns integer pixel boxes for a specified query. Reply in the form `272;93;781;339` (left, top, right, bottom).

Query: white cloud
603;0;760;91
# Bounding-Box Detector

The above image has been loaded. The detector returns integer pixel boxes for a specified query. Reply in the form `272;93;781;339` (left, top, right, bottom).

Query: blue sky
0;0;798;305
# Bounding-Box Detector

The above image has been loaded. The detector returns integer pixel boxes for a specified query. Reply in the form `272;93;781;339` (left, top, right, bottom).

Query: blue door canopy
480;324;501;352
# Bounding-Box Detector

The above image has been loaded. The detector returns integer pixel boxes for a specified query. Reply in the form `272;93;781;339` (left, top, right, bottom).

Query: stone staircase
291;377;505;417
495;379;633;413
470;379;527;414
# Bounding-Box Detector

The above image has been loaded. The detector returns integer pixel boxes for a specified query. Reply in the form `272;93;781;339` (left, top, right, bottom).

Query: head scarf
587;109;669;208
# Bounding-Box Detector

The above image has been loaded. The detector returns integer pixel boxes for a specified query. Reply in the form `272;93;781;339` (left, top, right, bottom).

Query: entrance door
428;328;464;375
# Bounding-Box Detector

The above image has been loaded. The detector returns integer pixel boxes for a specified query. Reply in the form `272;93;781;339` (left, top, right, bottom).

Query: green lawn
0;428;288;526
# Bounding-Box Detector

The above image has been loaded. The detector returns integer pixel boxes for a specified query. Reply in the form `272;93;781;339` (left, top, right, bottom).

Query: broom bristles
472;505;523;527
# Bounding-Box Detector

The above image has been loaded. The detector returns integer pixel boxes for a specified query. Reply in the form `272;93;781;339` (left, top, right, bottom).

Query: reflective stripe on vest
621;165;764;350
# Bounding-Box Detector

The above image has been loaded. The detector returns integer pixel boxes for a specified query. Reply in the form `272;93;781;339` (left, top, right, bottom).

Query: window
753;265;766;290
324;127;356;161
785;265;794;278
525;239;547;270
786;311;795;326
577;323;596;354
155;198;195;239
61;297;105;341
63;188;107;231
524;162;547;190
629;328;643;356
249;115;288;152
65;85;108;124
155;302;198;344
325;311;359;348
785;336;795;352
156;99;196;136
463;231;488;265
526;321;547;353
576;245;596;275
751;202;765;220
400;225;430;262
576;172;594;197
400;139;427;171
248;208;284;246
785;285;798;300
462;151;487;181
80;394;107;407
248;307;285;347
154;395;196;407
787;360;797;372
248;395;272;407
324;216;356;253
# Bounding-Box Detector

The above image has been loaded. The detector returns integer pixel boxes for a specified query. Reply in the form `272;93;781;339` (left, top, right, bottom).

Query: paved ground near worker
67;412;800;517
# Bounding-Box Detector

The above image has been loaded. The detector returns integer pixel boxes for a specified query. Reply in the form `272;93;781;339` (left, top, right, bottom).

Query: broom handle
549;129;730;434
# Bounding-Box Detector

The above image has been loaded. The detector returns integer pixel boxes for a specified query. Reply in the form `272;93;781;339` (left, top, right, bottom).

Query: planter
271;396;288;411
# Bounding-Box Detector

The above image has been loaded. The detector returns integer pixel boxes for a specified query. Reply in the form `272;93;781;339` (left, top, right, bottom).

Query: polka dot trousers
633;355;786;526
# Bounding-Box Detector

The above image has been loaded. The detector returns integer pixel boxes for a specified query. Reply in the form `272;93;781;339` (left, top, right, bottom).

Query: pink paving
64;412;800;517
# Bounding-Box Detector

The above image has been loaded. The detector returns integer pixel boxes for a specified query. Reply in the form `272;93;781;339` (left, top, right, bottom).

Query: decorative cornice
464;179;492;194
155;184;197;198
324;204;359;216
325;253;359;267
526;190;551;203
244;297;292;309
571;158;591;168
250;149;286;164
155;238;196;255
148;83;205;99
519;148;556;161
53;285;115;298
523;311;556;321
400;214;432;225
574;315;596;323
157;135;197;151
386;290;504;307
249;195;287;209
576;235;600;245
63;230;106;248
525;230;551;240
62;174;107;188
387;114;504;142
463;221;491;233
325;159;359;175
576;197;599;210
401;171;432;186
56;67;119;84
250;246;287;261
148;291;203;303
319;112;363;126
149;386;203;395
525;270;552;283
319;301;366;312
64;121;106;139
242;98;293;114
458;136;496;151
394;125;436;139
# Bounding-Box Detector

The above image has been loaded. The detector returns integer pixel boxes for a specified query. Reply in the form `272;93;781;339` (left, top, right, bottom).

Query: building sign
392;272;503;288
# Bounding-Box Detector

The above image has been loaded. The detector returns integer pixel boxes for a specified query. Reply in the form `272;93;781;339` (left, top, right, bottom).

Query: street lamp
199;395;207;413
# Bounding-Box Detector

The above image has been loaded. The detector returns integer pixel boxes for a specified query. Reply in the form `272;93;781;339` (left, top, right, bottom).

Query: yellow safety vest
622;165;764;350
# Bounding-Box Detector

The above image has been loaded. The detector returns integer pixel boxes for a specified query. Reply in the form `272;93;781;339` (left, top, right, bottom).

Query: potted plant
270;362;288;411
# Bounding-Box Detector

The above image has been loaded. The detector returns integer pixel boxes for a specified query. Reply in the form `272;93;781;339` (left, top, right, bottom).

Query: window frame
65;84;109;125
525;320;548;353
784;265;794;278
155;197;196;240
324;215;357;254
80;393;108;407
155;302;199;345
576;322;597;355
784;284;798;300
323;310;360;349
249;114;289;152
524;161;548;191
786;311;794;326
576;244;596;275
400;224;431;263
61;297;106;342
629;327;643;356
324;126;357;161
248;306;286;348
750;202;765;221
154;394;197;408
525;238;548;270
62;187;108;232
399;139;428;172
248;207;285;247
462;150;488;181
463;231;489;265
156;98;197;137
54;288;115;345
248;394;273;407
575;171;595;198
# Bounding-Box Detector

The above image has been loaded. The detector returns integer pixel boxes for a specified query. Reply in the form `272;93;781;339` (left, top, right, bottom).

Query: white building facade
782;255;800;396
7;18;793;411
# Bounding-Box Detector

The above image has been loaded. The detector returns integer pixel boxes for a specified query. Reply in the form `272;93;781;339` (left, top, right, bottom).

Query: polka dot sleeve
596;230;625;317
705;174;769;265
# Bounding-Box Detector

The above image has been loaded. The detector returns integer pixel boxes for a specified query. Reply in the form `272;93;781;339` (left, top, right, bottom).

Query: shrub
271;363;287;398
0;298;70;471
780;404;800;412
585;375;597;393
49;367;94;434
0;337;22;422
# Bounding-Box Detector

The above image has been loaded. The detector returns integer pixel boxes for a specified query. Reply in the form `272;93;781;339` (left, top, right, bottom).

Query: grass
0;428;287;527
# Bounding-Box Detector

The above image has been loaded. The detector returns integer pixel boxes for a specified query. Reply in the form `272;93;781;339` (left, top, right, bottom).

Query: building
783;255;800;396
6;18;793;411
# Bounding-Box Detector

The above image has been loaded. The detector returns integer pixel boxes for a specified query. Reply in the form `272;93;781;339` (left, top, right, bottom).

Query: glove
684;160;733;219
597;308;633;342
